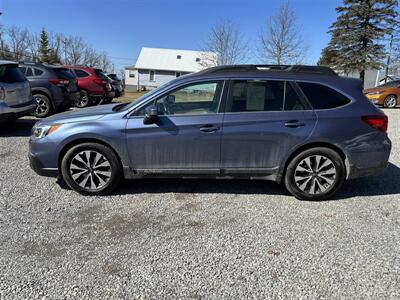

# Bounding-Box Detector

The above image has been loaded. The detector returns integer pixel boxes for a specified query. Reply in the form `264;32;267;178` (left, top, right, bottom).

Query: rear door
221;79;316;173
0;64;31;106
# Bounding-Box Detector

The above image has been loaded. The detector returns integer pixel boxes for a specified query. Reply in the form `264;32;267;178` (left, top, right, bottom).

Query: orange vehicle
363;80;400;108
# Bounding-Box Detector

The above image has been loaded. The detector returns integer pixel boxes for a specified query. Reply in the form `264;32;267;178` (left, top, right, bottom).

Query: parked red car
64;66;115;107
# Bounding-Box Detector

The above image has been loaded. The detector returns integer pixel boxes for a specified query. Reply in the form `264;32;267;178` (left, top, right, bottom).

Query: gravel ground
0;109;399;299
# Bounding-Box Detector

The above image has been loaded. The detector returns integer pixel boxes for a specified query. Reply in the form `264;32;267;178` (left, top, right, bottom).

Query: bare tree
97;52;114;72
27;32;40;61
202;21;249;67
7;26;30;60
48;32;65;63
258;3;307;65
64;36;86;65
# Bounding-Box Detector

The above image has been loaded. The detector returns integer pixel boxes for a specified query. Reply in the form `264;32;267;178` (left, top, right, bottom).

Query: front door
221;79;317;173
125;80;225;173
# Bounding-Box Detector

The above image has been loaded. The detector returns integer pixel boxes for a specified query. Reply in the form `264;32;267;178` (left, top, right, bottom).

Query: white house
125;47;216;91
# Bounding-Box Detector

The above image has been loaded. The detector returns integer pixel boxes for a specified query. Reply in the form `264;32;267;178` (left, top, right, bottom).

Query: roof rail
201;64;338;76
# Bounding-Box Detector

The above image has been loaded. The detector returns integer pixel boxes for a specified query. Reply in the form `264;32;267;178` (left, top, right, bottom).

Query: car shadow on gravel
334;162;400;200
56;163;400;200
0;118;37;137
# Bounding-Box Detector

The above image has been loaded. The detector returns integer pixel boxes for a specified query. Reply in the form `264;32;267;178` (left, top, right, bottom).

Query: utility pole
63;38;68;65
384;34;394;84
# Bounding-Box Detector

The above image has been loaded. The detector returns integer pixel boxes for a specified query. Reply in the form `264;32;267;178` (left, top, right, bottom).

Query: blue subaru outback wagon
29;65;391;200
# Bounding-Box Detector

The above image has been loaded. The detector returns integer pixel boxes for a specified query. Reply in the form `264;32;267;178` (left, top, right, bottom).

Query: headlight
31;124;61;138
368;91;384;95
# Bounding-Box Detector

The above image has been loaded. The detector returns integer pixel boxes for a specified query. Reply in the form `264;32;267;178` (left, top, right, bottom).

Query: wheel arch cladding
58;138;124;172
279;142;348;182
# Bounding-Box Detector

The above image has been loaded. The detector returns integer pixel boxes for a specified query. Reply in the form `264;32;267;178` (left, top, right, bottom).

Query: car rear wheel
75;90;92;108
33;94;53;118
61;143;122;195
284;147;345;201
383;95;397;108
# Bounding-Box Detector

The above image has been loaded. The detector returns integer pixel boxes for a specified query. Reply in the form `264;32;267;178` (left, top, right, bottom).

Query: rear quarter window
298;82;351;109
0;65;27;83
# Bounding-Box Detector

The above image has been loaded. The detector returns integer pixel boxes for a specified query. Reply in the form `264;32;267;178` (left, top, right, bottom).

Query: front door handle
200;124;219;133
284;120;305;128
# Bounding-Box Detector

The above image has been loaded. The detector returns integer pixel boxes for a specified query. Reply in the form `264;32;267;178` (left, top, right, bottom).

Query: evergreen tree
39;28;50;63
47;49;61;64
327;0;398;83
317;46;339;66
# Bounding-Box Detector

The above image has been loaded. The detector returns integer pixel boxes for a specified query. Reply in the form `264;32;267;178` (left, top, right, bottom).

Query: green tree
39;28;50;63
317;46;338;66
47;48;61;64
327;0;398;83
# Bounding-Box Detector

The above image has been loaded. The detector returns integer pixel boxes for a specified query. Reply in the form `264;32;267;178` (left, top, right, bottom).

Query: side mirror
143;105;158;124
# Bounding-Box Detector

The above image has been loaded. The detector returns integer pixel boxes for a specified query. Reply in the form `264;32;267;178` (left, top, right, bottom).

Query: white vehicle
0;60;36;122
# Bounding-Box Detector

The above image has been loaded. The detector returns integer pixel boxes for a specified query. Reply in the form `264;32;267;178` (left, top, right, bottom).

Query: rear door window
0;65;26;83
54;68;75;80
74;69;90;78
25;67;33;77
298;82;351;109
229;80;285;112
34;68;44;76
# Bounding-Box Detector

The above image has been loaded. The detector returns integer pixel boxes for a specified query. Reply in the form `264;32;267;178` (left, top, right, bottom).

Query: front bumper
365;94;383;105
29;152;58;177
0;99;36;122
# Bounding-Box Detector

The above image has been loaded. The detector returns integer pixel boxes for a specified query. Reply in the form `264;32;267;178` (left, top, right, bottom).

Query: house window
177;55;182;59
196;58;201;62
129;70;135;78
175;72;181;78
149;70;155;81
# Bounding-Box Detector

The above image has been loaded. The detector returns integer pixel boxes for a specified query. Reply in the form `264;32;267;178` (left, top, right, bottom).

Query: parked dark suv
65;66;114;108
29;65;391;200
19;62;79;117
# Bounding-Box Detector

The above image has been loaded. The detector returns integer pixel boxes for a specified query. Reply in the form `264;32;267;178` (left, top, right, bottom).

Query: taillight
362;115;388;133
0;86;5;100
93;78;106;86
49;79;69;87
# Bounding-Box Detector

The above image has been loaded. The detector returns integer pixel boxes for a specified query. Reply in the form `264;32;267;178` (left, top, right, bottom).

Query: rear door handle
284;120;305;128
200;124;219;133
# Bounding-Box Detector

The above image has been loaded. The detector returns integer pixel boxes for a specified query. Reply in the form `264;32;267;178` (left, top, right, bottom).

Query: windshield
377;80;400;88
120;79;179;111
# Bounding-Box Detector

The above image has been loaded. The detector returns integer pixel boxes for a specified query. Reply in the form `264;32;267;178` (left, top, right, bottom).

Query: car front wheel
284;147;345;201
383;95;397;108
61;143;122;195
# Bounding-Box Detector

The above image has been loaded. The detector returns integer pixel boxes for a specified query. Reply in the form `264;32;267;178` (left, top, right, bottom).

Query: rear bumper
0;99;36;122
346;134;392;180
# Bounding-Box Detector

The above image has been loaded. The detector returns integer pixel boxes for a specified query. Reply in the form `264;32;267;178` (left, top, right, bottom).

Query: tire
75;90;92;108
61;143;122;195
383;95;397;108
284;147;345;201
32;94;53;118
99;97;113;105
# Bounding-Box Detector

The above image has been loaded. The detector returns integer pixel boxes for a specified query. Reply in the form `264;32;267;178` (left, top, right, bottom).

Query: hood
39;103;120;125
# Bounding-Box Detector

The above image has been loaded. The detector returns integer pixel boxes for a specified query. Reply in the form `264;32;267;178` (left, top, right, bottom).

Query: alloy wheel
294;155;337;195
34;96;49;115
77;95;89;108
384;95;397;108
69;150;112;190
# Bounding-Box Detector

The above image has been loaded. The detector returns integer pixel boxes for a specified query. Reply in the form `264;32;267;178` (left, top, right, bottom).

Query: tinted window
94;69;108;80
74;69;90;78
19;67;27;75
298;82;350;109
0;65;26;83
54;68;75;80
284;83;306;111
229;80;285;112
34;68;44;76
377;80;400;88
26;67;33;77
